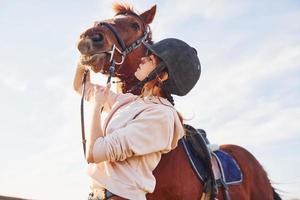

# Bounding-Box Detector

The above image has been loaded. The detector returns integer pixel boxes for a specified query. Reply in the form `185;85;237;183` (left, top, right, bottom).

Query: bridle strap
99;22;126;51
123;27;150;56
98;21;150;60
95;20;150;86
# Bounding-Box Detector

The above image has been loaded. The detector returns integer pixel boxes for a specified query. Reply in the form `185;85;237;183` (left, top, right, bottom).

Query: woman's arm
91;106;184;163
86;106;104;163
86;84;111;163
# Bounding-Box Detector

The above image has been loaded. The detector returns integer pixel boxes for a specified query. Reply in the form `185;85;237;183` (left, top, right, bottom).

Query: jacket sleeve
93;107;181;163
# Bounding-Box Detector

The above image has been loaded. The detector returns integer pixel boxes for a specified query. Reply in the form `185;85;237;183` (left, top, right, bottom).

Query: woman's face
134;55;158;81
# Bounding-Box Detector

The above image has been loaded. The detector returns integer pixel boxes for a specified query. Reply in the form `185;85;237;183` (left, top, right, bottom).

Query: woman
73;38;201;200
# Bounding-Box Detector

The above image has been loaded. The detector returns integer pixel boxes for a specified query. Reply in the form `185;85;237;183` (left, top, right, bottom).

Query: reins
80;16;151;160
80;70;88;158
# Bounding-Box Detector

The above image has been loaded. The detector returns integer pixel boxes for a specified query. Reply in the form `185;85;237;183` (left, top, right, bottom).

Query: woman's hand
93;83;111;111
77;62;90;71
73;62;91;94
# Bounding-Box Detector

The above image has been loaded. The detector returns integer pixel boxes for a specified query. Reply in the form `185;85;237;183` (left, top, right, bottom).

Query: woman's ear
150;54;159;67
161;71;168;82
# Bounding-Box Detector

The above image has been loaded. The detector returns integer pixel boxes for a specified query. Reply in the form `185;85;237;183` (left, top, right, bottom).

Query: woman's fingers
93;84;111;101
104;83;111;94
91;84;111;110
94;84;110;93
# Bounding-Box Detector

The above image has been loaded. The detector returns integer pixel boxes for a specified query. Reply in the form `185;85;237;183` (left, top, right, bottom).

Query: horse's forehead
113;14;139;23
100;15;130;25
114;15;127;19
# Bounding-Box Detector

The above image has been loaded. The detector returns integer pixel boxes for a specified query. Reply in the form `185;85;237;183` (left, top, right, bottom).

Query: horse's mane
113;3;138;16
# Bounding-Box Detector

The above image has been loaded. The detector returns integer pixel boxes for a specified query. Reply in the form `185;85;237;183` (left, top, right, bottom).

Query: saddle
181;124;243;200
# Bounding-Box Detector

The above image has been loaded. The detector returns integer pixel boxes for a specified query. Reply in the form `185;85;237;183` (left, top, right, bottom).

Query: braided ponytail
165;92;175;106
165;91;183;124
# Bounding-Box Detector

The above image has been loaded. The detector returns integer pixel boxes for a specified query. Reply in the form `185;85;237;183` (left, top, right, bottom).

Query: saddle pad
181;139;243;185
181;139;207;182
212;150;243;185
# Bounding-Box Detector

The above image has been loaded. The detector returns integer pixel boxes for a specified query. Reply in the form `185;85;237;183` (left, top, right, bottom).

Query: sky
0;0;299;199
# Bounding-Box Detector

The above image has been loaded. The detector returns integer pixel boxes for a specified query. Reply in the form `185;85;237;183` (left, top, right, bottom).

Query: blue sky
0;0;299;199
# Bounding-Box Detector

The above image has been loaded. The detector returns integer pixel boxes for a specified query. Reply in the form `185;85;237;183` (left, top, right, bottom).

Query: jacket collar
140;95;173;107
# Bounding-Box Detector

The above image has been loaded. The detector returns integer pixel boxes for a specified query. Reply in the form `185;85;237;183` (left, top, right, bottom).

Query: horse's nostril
91;33;104;44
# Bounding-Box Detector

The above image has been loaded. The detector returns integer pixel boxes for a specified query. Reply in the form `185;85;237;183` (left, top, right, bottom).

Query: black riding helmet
142;38;201;96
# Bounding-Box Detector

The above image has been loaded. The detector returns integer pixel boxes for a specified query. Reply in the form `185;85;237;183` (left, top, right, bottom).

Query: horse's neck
115;78;141;95
116;53;144;94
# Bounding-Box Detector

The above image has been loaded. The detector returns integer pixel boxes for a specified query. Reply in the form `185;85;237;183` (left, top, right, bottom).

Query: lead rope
80;63;116;161
80;70;89;160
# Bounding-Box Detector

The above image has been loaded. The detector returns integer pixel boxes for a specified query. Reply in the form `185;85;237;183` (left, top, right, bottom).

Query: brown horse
77;3;281;200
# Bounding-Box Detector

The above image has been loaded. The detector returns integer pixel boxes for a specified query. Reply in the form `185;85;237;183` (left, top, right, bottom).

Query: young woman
73;38;201;200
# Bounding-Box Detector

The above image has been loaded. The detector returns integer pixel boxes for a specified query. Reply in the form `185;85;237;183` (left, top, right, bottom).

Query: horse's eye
130;22;140;31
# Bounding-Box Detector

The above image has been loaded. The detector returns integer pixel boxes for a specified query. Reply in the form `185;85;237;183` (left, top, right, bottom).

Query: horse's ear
140;5;156;24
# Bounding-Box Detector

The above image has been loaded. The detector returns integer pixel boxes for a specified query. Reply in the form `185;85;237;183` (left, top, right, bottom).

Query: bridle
80;14;151;159
97;21;151;82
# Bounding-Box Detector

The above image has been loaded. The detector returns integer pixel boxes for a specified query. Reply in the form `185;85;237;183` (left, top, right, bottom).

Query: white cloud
148;0;251;40
175;18;300;146
0;66;28;92
0;82;90;199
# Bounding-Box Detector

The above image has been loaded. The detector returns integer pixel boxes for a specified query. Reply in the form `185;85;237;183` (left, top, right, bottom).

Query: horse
77;3;281;200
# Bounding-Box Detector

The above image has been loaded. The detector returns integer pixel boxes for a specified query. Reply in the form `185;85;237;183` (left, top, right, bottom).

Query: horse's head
77;4;156;85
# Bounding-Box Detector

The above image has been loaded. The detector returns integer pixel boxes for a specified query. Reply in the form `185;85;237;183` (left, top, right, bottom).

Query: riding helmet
143;38;201;96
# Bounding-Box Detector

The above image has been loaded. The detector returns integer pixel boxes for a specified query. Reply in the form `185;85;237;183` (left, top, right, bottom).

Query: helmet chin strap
128;63;166;93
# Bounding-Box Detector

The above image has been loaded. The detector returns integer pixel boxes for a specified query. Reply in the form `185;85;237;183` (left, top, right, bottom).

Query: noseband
80;15;151;159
